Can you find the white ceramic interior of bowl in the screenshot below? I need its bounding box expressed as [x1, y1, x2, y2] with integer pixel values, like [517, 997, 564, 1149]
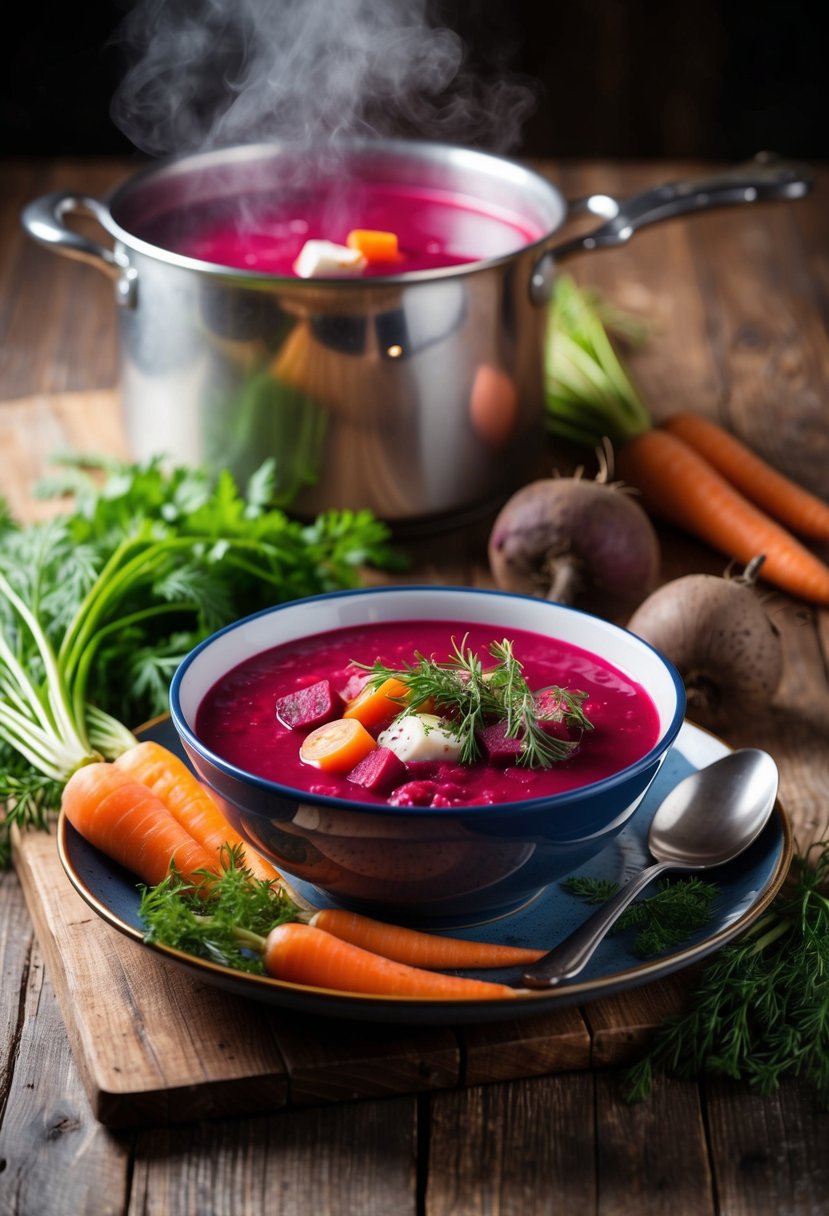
[174, 586, 683, 749]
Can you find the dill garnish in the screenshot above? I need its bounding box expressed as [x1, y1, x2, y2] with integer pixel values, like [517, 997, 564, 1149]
[362, 635, 592, 768]
[564, 873, 718, 957]
[623, 841, 829, 1109]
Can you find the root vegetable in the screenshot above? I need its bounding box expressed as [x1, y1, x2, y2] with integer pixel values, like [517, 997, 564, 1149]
[487, 466, 660, 620]
[626, 556, 783, 729]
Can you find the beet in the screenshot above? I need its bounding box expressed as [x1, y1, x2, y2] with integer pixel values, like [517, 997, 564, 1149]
[346, 747, 407, 795]
[477, 721, 523, 764]
[487, 472, 660, 620]
[275, 680, 344, 730]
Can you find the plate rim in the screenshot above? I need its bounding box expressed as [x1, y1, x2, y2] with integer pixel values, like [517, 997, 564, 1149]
[55, 720, 794, 1022]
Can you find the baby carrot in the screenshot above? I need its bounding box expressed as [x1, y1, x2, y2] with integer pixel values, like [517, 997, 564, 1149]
[343, 676, 410, 728]
[663, 412, 829, 543]
[263, 922, 517, 999]
[616, 428, 829, 605]
[309, 908, 545, 969]
[113, 740, 281, 884]
[62, 761, 217, 887]
[345, 229, 400, 263]
[299, 717, 377, 772]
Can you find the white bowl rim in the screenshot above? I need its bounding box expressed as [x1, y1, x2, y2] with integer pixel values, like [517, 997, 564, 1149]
[169, 585, 686, 819]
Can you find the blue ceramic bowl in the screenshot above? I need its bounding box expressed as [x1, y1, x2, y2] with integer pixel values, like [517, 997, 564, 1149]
[170, 586, 685, 926]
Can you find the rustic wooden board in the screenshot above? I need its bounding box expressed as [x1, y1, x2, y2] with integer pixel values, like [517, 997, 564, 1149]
[4, 388, 689, 1128]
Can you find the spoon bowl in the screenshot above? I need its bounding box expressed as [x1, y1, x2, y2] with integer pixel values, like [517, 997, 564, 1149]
[522, 748, 779, 988]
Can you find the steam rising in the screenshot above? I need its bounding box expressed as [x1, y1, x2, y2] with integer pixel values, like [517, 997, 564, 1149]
[109, 0, 538, 157]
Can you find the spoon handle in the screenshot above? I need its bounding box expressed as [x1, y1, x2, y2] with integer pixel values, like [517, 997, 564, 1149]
[521, 861, 673, 988]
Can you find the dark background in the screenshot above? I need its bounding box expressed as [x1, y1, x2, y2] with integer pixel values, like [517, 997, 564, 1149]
[3, 0, 826, 162]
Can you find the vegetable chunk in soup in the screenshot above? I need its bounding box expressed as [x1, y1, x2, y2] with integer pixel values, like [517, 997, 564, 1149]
[196, 621, 661, 809]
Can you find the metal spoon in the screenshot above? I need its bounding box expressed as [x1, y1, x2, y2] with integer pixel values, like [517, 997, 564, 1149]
[522, 748, 779, 989]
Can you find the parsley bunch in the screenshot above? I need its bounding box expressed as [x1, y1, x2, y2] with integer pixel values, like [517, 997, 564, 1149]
[0, 454, 398, 863]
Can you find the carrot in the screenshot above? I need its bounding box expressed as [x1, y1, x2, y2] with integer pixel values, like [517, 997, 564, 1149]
[309, 908, 545, 969]
[663, 412, 829, 543]
[616, 428, 829, 605]
[62, 762, 218, 887]
[342, 676, 410, 728]
[299, 717, 377, 772]
[113, 740, 281, 884]
[263, 922, 517, 999]
[345, 229, 400, 263]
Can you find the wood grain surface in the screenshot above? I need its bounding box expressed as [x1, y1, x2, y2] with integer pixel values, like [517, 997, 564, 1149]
[2, 156, 828, 1215]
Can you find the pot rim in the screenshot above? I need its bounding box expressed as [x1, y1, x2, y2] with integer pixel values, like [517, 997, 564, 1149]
[98, 136, 568, 284]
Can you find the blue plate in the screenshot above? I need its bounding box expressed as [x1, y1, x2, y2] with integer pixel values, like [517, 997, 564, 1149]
[57, 719, 791, 1025]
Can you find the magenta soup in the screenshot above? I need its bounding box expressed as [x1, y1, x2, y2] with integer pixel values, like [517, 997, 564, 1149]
[140, 181, 542, 277]
[194, 620, 661, 809]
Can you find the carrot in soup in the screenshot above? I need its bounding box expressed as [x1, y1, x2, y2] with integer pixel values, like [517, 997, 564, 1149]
[299, 717, 377, 772]
[342, 676, 410, 728]
[263, 922, 517, 999]
[113, 740, 281, 884]
[616, 428, 829, 605]
[345, 229, 400, 263]
[662, 412, 829, 543]
[309, 908, 545, 969]
[62, 762, 217, 887]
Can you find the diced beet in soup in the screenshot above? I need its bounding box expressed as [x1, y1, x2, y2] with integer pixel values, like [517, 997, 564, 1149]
[195, 620, 661, 808]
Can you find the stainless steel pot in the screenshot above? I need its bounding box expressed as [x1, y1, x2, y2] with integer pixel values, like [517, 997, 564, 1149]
[22, 140, 811, 528]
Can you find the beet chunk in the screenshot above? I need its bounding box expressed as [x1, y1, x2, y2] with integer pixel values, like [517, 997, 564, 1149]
[477, 720, 523, 764]
[346, 747, 407, 795]
[275, 680, 344, 730]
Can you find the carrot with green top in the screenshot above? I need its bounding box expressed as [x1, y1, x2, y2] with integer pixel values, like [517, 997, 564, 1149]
[113, 740, 281, 884]
[308, 908, 545, 969]
[662, 412, 829, 543]
[544, 275, 829, 605]
[62, 762, 218, 887]
[615, 429, 829, 605]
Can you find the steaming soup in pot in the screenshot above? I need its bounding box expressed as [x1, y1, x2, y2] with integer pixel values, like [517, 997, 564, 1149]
[141, 180, 543, 277]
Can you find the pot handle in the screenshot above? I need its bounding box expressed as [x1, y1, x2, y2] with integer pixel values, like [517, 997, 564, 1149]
[529, 152, 813, 305]
[21, 191, 138, 307]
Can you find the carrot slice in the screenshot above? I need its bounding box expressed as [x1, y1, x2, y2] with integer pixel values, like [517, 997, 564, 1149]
[263, 922, 517, 999]
[299, 718, 377, 772]
[345, 229, 400, 263]
[113, 740, 281, 884]
[310, 909, 546, 969]
[62, 762, 218, 887]
[343, 676, 410, 728]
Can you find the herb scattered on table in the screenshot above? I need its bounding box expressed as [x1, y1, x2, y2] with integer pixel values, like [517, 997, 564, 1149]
[565, 874, 718, 957]
[364, 636, 592, 767]
[623, 841, 829, 1109]
[0, 454, 400, 864]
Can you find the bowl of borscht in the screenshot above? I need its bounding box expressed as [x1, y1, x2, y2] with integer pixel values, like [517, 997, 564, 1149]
[170, 586, 685, 925]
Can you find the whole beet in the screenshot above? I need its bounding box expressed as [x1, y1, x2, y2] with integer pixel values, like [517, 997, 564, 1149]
[488, 475, 660, 620]
[627, 558, 783, 729]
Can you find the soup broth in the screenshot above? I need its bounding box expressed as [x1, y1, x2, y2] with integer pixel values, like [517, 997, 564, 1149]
[196, 620, 661, 808]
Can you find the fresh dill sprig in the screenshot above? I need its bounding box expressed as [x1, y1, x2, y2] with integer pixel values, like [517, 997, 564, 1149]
[139, 845, 299, 974]
[623, 841, 829, 1109]
[362, 635, 592, 768]
[564, 873, 718, 957]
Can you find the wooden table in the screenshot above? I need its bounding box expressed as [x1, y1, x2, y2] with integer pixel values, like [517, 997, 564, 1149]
[1, 155, 828, 1215]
